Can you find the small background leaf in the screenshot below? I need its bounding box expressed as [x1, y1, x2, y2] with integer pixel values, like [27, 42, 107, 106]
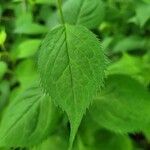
[63, 0, 105, 29]
[15, 39, 41, 59]
[0, 84, 61, 147]
[48, 0, 105, 29]
[90, 74, 150, 133]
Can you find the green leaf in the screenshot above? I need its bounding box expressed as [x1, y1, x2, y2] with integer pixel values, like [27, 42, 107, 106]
[0, 84, 61, 147]
[135, 3, 150, 27]
[107, 53, 142, 76]
[31, 128, 132, 150]
[48, 0, 105, 29]
[37, 24, 106, 149]
[62, 0, 105, 28]
[31, 118, 69, 150]
[15, 23, 47, 35]
[102, 37, 113, 52]
[14, 13, 47, 35]
[79, 116, 132, 150]
[90, 74, 150, 133]
[108, 53, 150, 86]
[113, 35, 148, 52]
[16, 39, 41, 59]
[79, 130, 132, 150]
[15, 59, 38, 89]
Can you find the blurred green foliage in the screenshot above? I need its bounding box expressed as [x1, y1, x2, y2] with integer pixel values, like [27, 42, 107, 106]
[0, 0, 150, 150]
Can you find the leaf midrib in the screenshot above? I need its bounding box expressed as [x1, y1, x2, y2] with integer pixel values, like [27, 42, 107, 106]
[64, 25, 76, 113]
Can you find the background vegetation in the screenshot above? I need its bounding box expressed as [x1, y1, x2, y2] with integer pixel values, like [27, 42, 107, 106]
[0, 0, 150, 149]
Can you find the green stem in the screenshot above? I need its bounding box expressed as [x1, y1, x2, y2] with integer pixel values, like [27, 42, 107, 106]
[57, 0, 65, 24]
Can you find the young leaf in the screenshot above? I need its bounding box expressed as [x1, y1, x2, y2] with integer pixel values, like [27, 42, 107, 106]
[37, 24, 106, 149]
[90, 74, 150, 133]
[0, 84, 61, 147]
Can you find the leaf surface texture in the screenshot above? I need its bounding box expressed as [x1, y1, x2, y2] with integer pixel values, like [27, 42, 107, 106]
[37, 24, 106, 149]
[0, 84, 61, 147]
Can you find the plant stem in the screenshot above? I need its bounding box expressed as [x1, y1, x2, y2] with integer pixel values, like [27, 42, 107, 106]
[57, 0, 65, 24]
